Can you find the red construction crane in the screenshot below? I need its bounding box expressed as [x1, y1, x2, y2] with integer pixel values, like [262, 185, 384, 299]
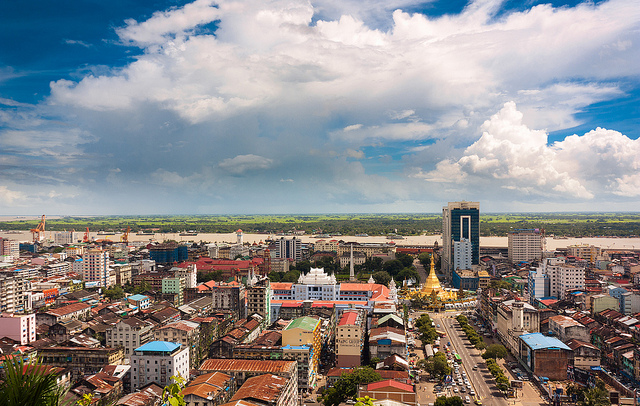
[30, 215, 46, 243]
[83, 227, 90, 243]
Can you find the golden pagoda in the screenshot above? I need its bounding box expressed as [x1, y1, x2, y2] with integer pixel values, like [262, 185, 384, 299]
[408, 255, 456, 301]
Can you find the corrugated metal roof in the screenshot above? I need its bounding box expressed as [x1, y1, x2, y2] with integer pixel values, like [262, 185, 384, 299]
[199, 359, 296, 374]
[367, 379, 414, 392]
[230, 374, 286, 403]
[519, 333, 571, 351]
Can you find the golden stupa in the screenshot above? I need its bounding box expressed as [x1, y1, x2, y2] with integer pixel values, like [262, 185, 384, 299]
[408, 255, 457, 301]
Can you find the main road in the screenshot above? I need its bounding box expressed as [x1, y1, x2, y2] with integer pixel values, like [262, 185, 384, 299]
[435, 312, 508, 406]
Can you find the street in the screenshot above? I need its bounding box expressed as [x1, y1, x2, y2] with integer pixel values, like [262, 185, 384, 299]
[437, 313, 508, 406]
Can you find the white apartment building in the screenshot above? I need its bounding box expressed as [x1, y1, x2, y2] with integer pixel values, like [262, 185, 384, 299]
[0, 238, 20, 262]
[106, 317, 154, 356]
[130, 341, 189, 391]
[0, 273, 30, 313]
[546, 258, 585, 300]
[619, 292, 640, 315]
[275, 237, 301, 261]
[82, 249, 110, 287]
[53, 231, 79, 245]
[508, 229, 544, 263]
[173, 264, 197, 289]
[453, 239, 472, 271]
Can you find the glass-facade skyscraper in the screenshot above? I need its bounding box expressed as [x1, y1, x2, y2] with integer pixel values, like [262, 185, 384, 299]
[442, 201, 480, 280]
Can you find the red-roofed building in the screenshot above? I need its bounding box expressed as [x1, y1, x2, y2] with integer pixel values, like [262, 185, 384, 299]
[36, 302, 91, 327]
[358, 379, 416, 405]
[229, 373, 296, 406]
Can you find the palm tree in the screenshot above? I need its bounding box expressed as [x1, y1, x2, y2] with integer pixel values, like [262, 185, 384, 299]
[0, 357, 69, 406]
[577, 388, 610, 406]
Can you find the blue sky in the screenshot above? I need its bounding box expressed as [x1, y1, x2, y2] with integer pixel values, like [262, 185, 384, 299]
[0, 0, 639, 215]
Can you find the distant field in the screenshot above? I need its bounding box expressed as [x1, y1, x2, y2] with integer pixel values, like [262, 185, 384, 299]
[1, 213, 639, 237]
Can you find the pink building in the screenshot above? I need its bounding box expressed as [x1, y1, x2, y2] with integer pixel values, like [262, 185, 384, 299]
[0, 313, 37, 344]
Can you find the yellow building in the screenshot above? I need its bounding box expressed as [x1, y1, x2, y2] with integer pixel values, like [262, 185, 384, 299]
[408, 256, 457, 302]
[282, 316, 321, 391]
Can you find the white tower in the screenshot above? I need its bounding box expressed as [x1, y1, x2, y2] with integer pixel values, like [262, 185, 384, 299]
[237, 229, 243, 245]
[349, 244, 355, 282]
[512, 301, 524, 332]
[389, 278, 398, 303]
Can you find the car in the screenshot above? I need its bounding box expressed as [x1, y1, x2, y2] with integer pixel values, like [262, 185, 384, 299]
[453, 387, 459, 393]
[409, 352, 417, 357]
[460, 386, 467, 393]
[470, 390, 475, 396]
[472, 365, 478, 370]
[465, 396, 471, 403]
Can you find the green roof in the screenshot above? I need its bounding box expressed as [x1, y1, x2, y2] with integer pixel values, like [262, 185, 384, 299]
[285, 316, 320, 331]
[377, 314, 404, 326]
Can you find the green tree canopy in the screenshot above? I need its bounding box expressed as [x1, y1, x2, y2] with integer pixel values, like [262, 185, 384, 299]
[323, 367, 381, 406]
[372, 271, 392, 286]
[482, 344, 508, 360]
[382, 260, 404, 276]
[103, 285, 125, 301]
[395, 252, 414, 268]
[435, 395, 464, 406]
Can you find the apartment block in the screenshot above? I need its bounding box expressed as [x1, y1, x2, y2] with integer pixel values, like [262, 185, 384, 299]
[106, 317, 154, 356]
[336, 309, 365, 368]
[0, 312, 36, 344]
[508, 229, 544, 263]
[130, 341, 190, 391]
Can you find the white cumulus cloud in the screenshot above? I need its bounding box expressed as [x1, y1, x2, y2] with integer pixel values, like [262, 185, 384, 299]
[218, 154, 274, 174]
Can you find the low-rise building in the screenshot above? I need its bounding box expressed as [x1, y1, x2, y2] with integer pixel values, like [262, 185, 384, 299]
[566, 338, 601, 370]
[358, 380, 416, 406]
[228, 373, 297, 406]
[36, 302, 92, 327]
[548, 315, 590, 342]
[106, 317, 154, 356]
[517, 333, 571, 380]
[198, 359, 298, 391]
[181, 372, 235, 406]
[154, 320, 201, 368]
[39, 346, 124, 379]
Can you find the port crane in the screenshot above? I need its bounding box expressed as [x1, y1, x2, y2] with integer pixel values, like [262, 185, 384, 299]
[83, 227, 90, 243]
[30, 215, 46, 243]
[121, 226, 130, 244]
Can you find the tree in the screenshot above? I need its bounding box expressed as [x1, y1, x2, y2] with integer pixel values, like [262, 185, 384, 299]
[575, 387, 610, 406]
[133, 280, 151, 294]
[372, 271, 392, 286]
[323, 367, 380, 406]
[103, 285, 125, 301]
[424, 352, 451, 380]
[482, 344, 508, 360]
[435, 395, 463, 406]
[489, 279, 511, 291]
[0, 357, 68, 406]
[382, 260, 404, 276]
[355, 396, 375, 406]
[162, 375, 186, 406]
[395, 252, 414, 268]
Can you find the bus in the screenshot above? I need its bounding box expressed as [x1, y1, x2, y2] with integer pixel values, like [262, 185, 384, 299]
[454, 354, 462, 364]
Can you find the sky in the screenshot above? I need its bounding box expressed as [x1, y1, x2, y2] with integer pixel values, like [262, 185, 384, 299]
[0, 0, 639, 215]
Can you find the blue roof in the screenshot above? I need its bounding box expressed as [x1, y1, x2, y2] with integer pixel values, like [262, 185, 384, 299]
[129, 294, 149, 301]
[282, 345, 310, 350]
[519, 333, 571, 351]
[135, 341, 181, 353]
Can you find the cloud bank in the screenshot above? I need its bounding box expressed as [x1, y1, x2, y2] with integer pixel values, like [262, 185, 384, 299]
[0, 0, 639, 213]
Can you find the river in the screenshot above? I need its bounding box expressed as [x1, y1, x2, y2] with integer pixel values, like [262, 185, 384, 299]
[2, 230, 639, 250]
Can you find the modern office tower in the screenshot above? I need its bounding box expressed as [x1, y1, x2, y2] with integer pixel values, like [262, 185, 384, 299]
[275, 237, 301, 261]
[83, 248, 110, 287]
[508, 229, 545, 263]
[442, 201, 480, 280]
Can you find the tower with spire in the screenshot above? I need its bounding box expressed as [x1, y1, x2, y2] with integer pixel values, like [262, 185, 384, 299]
[349, 243, 355, 282]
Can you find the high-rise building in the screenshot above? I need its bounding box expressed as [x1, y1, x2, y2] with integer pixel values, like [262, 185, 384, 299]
[0, 273, 31, 313]
[53, 231, 79, 245]
[83, 248, 110, 287]
[442, 201, 480, 279]
[508, 229, 545, 263]
[0, 238, 19, 262]
[275, 237, 301, 261]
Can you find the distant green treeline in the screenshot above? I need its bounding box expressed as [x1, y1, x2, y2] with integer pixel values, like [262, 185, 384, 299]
[2, 213, 639, 237]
